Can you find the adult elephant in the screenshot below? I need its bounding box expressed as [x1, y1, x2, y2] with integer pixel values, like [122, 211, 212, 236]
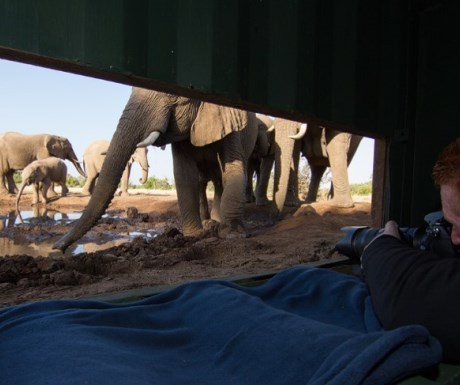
[54, 87, 258, 252]
[272, 118, 362, 217]
[81, 140, 149, 196]
[0, 132, 86, 194]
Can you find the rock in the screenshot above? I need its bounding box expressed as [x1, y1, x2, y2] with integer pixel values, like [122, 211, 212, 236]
[51, 270, 77, 286]
[126, 207, 138, 218]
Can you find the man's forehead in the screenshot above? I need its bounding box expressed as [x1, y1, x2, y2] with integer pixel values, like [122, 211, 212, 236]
[441, 184, 460, 217]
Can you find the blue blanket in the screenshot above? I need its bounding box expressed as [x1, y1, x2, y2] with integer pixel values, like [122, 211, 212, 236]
[0, 267, 441, 385]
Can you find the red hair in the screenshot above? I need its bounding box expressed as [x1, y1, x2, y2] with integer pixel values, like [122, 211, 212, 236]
[432, 138, 460, 187]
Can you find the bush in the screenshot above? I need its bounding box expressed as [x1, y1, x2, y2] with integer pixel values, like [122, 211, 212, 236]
[13, 171, 22, 185]
[142, 176, 174, 190]
[350, 181, 372, 196]
[67, 175, 85, 187]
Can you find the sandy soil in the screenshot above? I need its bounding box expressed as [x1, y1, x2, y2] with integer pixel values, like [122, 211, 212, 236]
[0, 189, 372, 307]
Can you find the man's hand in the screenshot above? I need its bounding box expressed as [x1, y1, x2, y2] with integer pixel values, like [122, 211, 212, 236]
[382, 220, 401, 240]
[361, 220, 401, 267]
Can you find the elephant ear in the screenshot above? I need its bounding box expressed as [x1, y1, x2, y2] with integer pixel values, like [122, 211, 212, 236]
[44, 135, 65, 158]
[190, 103, 248, 147]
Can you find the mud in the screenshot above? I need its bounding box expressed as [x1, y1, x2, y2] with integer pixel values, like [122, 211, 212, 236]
[0, 189, 372, 307]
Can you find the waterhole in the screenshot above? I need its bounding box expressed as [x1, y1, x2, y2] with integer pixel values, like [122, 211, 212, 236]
[0, 209, 159, 258]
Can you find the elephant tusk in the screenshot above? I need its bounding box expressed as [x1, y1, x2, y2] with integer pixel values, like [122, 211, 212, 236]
[289, 123, 308, 140]
[137, 131, 161, 148]
[267, 124, 275, 132]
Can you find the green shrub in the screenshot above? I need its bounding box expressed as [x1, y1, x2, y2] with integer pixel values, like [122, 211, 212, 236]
[142, 176, 174, 190]
[67, 175, 85, 187]
[13, 171, 22, 185]
[350, 181, 372, 196]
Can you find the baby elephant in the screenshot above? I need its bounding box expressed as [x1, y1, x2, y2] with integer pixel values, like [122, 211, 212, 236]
[16, 157, 68, 211]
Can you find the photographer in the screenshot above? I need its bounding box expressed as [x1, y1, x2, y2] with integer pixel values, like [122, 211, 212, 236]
[362, 138, 460, 363]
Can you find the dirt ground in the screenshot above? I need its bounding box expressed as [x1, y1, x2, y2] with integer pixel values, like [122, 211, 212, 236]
[0, 189, 372, 307]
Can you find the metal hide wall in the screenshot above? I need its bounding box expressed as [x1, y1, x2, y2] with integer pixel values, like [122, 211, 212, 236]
[0, 0, 458, 226]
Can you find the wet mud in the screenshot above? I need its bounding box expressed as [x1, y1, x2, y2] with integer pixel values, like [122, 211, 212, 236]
[0, 189, 372, 307]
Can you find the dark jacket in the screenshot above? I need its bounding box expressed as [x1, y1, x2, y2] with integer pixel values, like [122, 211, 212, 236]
[362, 235, 460, 363]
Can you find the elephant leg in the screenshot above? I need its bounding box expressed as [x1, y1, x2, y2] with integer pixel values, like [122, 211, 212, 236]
[47, 182, 58, 197]
[327, 133, 354, 208]
[6, 171, 17, 194]
[306, 164, 327, 203]
[60, 181, 69, 197]
[81, 173, 97, 195]
[32, 183, 40, 205]
[285, 147, 301, 207]
[255, 155, 273, 206]
[172, 142, 203, 237]
[40, 180, 51, 204]
[0, 173, 9, 194]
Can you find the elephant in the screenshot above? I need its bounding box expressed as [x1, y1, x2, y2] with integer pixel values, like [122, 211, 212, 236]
[0, 132, 86, 195]
[16, 157, 68, 211]
[81, 140, 149, 196]
[246, 114, 300, 208]
[271, 118, 363, 217]
[54, 87, 258, 252]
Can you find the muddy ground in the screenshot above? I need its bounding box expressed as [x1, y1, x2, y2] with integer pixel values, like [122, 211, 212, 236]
[0, 189, 371, 307]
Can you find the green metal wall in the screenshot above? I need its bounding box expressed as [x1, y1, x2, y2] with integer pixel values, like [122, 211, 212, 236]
[0, 0, 459, 226]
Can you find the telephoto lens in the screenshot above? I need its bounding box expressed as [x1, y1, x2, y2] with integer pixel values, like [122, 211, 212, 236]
[335, 226, 383, 262]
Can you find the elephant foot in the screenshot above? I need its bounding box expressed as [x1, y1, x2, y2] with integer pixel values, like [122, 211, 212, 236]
[255, 197, 270, 206]
[218, 220, 248, 239]
[182, 227, 206, 238]
[284, 199, 301, 208]
[202, 219, 219, 234]
[245, 194, 255, 203]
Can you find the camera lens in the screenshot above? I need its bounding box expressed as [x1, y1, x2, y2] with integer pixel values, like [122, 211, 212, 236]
[335, 226, 383, 261]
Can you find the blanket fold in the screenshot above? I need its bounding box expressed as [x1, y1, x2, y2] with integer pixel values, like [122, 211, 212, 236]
[0, 267, 442, 385]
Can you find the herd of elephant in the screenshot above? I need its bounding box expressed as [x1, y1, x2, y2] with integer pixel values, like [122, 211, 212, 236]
[0, 87, 362, 252]
[0, 133, 149, 210]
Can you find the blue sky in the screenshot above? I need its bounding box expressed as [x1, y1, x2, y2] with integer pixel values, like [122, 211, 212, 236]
[0, 58, 374, 185]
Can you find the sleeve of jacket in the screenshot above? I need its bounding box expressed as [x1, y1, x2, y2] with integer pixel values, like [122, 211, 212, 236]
[361, 235, 460, 363]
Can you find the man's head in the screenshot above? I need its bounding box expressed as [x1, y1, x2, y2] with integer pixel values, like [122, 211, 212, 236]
[432, 138, 460, 245]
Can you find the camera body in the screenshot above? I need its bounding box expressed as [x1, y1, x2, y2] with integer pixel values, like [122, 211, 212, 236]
[336, 211, 460, 261]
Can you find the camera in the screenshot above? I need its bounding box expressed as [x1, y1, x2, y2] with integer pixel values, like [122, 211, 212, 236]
[336, 211, 460, 261]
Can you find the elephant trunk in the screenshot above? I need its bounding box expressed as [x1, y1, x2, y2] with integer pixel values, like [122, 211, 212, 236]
[68, 148, 87, 178]
[139, 165, 149, 185]
[138, 148, 149, 185]
[15, 181, 28, 212]
[53, 112, 146, 252]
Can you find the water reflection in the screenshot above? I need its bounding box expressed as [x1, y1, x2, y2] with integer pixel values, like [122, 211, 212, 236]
[0, 208, 159, 258]
[0, 207, 80, 228]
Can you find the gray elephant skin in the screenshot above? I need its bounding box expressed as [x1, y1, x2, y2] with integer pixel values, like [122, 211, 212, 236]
[272, 118, 362, 217]
[246, 114, 275, 205]
[16, 157, 68, 210]
[82, 140, 149, 196]
[0, 132, 86, 194]
[54, 87, 258, 252]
